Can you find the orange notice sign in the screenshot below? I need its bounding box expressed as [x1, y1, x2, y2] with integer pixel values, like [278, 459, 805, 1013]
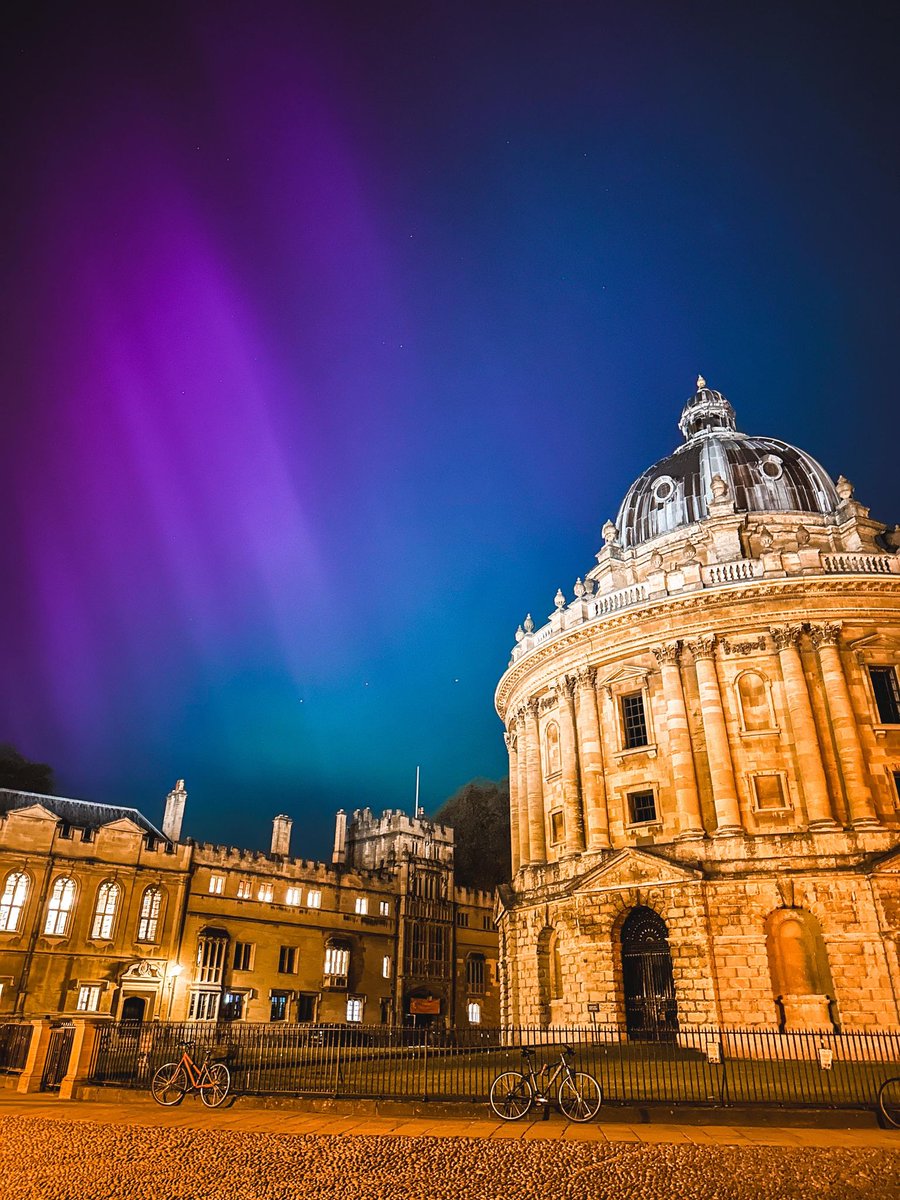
[409, 998, 441, 1015]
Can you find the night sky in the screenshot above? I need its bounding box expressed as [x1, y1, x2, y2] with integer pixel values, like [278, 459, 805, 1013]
[1, 2, 897, 858]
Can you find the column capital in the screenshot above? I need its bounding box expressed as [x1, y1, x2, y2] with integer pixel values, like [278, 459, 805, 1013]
[574, 665, 597, 690]
[688, 634, 717, 661]
[770, 624, 804, 652]
[559, 674, 578, 701]
[808, 621, 843, 649]
[652, 641, 682, 666]
[525, 697, 542, 720]
[504, 729, 518, 753]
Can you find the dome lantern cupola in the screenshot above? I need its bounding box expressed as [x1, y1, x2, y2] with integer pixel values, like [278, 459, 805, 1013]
[678, 375, 738, 440]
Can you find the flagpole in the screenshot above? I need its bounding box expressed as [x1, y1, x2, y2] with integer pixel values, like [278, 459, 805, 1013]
[415, 765, 420, 817]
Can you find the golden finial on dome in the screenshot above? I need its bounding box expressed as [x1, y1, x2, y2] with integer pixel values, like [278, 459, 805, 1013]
[696, 375, 706, 390]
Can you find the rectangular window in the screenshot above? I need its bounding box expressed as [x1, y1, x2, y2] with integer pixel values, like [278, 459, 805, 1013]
[233, 942, 253, 972]
[324, 945, 350, 978]
[869, 666, 900, 724]
[307, 889, 322, 909]
[482, 915, 492, 931]
[188, 990, 220, 1021]
[355, 896, 368, 916]
[379, 900, 390, 917]
[297, 992, 317, 1022]
[621, 691, 649, 748]
[549, 809, 565, 845]
[467, 1001, 482, 1025]
[220, 991, 244, 1021]
[627, 790, 658, 824]
[382, 955, 391, 979]
[270, 992, 288, 1022]
[236, 879, 252, 899]
[456, 910, 469, 927]
[208, 874, 225, 896]
[753, 774, 789, 811]
[258, 883, 274, 903]
[285, 886, 302, 906]
[893, 771, 900, 804]
[197, 936, 227, 984]
[278, 946, 298, 974]
[346, 995, 364, 1023]
[76, 984, 101, 1012]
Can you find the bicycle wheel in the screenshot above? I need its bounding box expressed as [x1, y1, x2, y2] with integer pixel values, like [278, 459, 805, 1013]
[877, 1077, 900, 1128]
[558, 1072, 602, 1122]
[200, 1062, 231, 1108]
[151, 1062, 188, 1106]
[489, 1071, 533, 1120]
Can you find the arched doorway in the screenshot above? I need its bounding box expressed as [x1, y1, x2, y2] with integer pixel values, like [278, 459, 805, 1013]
[120, 995, 146, 1023]
[620, 907, 678, 1040]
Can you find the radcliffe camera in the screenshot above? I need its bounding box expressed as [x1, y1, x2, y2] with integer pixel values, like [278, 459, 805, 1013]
[0, 3, 898, 1199]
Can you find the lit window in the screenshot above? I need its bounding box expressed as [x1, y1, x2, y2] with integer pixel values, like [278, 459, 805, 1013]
[307, 889, 322, 909]
[467, 1001, 481, 1025]
[196, 933, 228, 984]
[136, 886, 162, 942]
[355, 896, 368, 916]
[324, 941, 350, 984]
[270, 992, 289, 1022]
[220, 991, 244, 1021]
[208, 874, 225, 896]
[621, 691, 649, 749]
[91, 881, 121, 940]
[187, 990, 220, 1021]
[0, 871, 29, 933]
[379, 900, 390, 917]
[278, 946, 298, 974]
[258, 883, 274, 903]
[236, 880, 252, 899]
[627, 790, 657, 825]
[346, 995, 364, 1023]
[77, 985, 101, 1012]
[233, 942, 253, 971]
[44, 877, 76, 937]
[382, 955, 391, 979]
[869, 667, 900, 725]
[285, 886, 302, 906]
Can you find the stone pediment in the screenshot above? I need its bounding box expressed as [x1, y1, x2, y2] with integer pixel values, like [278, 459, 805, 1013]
[848, 633, 900, 658]
[98, 817, 146, 835]
[597, 664, 651, 689]
[870, 844, 900, 875]
[2, 803, 60, 824]
[572, 848, 702, 895]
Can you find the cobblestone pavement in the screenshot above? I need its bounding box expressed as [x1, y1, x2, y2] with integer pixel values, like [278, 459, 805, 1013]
[0, 1098, 897, 1200]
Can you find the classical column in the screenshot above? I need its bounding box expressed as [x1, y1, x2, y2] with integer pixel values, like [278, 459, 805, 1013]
[558, 677, 586, 855]
[809, 622, 880, 829]
[504, 726, 521, 873]
[524, 698, 547, 864]
[689, 635, 743, 836]
[652, 642, 705, 839]
[515, 708, 531, 867]
[573, 667, 611, 849]
[770, 625, 839, 830]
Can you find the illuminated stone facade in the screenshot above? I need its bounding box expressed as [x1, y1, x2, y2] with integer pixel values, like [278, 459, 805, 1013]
[496, 380, 900, 1032]
[0, 788, 498, 1030]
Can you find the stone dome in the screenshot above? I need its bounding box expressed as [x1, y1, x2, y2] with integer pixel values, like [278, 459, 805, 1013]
[614, 378, 841, 550]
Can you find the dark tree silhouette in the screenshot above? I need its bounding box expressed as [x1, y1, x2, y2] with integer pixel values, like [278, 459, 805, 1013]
[434, 777, 510, 890]
[0, 744, 55, 795]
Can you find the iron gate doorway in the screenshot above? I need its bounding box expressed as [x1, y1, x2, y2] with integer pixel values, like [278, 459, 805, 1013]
[620, 907, 679, 1040]
[40, 1021, 75, 1091]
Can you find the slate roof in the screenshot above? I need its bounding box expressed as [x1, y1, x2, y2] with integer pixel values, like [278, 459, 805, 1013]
[0, 788, 166, 840]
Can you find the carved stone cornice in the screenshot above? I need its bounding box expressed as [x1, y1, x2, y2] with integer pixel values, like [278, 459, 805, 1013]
[721, 634, 768, 656]
[651, 641, 682, 666]
[538, 691, 558, 714]
[687, 634, 717, 661]
[808, 621, 843, 649]
[770, 624, 803, 652]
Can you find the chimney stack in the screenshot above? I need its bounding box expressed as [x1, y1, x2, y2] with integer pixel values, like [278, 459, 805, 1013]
[162, 779, 187, 843]
[271, 814, 292, 857]
[332, 809, 347, 865]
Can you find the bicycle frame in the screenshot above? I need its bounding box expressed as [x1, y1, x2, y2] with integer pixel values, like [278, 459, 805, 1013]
[175, 1049, 215, 1089]
[522, 1052, 571, 1103]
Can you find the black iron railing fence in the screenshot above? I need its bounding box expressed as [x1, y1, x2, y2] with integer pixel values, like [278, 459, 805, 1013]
[88, 1022, 900, 1109]
[0, 1023, 32, 1074]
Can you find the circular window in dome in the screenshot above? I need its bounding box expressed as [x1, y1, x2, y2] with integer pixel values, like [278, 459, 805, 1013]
[760, 454, 783, 482]
[651, 475, 676, 503]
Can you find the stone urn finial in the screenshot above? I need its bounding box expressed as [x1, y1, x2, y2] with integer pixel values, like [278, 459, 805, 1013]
[573, 577, 585, 599]
[554, 588, 566, 611]
[836, 475, 854, 501]
[796, 524, 811, 547]
[515, 625, 525, 643]
[601, 519, 619, 546]
[759, 525, 774, 550]
[709, 473, 729, 501]
[696, 374, 707, 390]
[523, 613, 534, 634]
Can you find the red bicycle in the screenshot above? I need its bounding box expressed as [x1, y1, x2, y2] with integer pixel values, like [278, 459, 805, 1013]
[150, 1041, 231, 1108]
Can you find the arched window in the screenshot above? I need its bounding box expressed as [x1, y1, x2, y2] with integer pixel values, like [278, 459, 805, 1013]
[91, 881, 121, 940]
[544, 722, 561, 776]
[737, 671, 774, 732]
[44, 876, 77, 936]
[0, 871, 29, 932]
[136, 886, 163, 942]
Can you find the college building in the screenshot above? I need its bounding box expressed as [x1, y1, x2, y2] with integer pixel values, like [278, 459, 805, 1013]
[495, 378, 900, 1034]
[0, 782, 499, 1030]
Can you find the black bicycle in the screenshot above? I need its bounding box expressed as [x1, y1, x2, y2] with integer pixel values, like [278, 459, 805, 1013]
[489, 1046, 602, 1122]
